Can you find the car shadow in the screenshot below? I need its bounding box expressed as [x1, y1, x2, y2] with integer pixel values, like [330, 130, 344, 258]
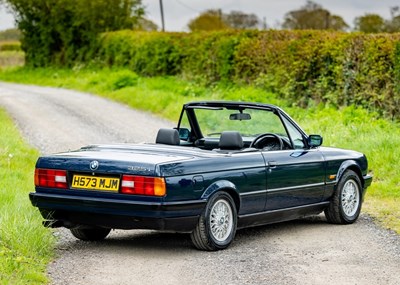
[62, 214, 332, 252]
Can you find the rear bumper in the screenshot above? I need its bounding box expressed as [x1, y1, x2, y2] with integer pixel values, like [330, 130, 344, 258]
[29, 192, 206, 232]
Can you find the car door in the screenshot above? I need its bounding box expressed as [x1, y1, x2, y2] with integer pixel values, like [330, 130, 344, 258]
[262, 149, 326, 211]
[262, 114, 326, 211]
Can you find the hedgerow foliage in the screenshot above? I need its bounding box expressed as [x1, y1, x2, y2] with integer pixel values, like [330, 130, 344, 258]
[95, 30, 400, 119]
[0, 41, 21, 51]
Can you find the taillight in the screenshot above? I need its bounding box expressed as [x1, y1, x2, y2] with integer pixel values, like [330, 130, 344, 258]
[35, 168, 68, 189]
[121, 175, 166, 196]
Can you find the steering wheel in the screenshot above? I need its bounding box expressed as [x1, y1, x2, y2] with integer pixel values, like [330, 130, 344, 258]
[250, 133, 284, 150]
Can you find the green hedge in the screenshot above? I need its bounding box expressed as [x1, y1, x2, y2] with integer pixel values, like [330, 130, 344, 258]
[93, 30, 400, 119]
[98, 31, 184, 76]
[0, 41, 22, 52]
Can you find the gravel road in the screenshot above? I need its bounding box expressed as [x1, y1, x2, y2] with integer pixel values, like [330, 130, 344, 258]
[1, 82, 399, 285]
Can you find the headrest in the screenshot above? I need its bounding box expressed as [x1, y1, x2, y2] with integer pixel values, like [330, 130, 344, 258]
[155, 128, 180, 145]
[219, 131, 243, 150]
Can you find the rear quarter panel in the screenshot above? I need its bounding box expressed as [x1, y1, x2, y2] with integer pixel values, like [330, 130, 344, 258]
[159, 151, 267, 215]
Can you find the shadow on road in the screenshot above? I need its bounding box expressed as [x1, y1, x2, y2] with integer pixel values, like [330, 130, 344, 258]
[60, 214, 332, 252]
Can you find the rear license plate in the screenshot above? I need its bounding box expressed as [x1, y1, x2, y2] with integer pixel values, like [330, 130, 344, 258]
[71, 175, 120, 191]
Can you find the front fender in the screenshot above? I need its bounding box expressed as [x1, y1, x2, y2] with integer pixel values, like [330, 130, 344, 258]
[336, 160, 363, 184]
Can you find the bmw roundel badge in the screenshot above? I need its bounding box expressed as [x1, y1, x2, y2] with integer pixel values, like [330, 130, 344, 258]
[90, 160, 99, 171]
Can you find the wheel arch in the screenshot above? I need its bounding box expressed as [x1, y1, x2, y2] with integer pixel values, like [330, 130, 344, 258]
[201, 180, 241, 212]
[336, 160, 364, 187]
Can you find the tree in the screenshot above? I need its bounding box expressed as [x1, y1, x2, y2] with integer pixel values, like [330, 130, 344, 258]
[188, 9, 228, 32]
[224, 10, 260, 30]
[354, 14, 385, 33]
[188, 9, 260, 32]
[385, 16, 400, 32]
[329, 15, 349, 31]
[384, 6, 400, 33]
[282, 1, 348, 31]
[354, 8, 400, 33]
[4, 0, 144, 66]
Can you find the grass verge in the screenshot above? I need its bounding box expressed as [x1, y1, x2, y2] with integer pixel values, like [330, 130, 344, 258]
[0, 108, 54, 284]
[0, 67, 399, 236]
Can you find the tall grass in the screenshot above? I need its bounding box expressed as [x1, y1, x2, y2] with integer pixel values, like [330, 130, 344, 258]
[0, 67, 399, 234]
[0, 109, 54, 284]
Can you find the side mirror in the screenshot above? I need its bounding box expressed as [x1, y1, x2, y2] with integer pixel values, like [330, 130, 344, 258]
[178, 128, 190, 141]
[308, 135, 323, 148]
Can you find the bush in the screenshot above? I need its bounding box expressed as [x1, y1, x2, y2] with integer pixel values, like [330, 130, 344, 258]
[78, 30, 400, 120]
[109, 69, 139, 90]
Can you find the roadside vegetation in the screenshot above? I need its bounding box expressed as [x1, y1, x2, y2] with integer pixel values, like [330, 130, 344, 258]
[0, 50, 24, 67]
[0, 108, 54, 284]
[0, 67, 399, 235]
[0, 38, 24, 68]
[94, 30, 400, 121]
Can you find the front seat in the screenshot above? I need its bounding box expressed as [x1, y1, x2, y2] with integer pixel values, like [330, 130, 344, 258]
[218, 131, 243, 150]
[155, 128, 180, 145]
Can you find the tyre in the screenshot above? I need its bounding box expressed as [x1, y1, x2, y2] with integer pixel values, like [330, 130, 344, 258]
[70, 227, 111, 241]
[190, 192, 237, 251]
[325, 170, 362, 224]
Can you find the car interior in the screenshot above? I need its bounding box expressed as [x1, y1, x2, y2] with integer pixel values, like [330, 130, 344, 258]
[155, 128, 292, 152]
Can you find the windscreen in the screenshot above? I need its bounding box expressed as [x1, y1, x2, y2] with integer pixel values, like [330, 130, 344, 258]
[192, 107, 288, 139]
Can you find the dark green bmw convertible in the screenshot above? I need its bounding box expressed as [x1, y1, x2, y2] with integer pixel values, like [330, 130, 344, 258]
[30, 101, 372, 251]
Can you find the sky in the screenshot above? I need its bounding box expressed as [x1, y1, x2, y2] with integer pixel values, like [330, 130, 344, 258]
[1, 0, 400, 31]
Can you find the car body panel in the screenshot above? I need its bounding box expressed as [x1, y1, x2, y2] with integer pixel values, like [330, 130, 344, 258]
[262, 149, 326, 210]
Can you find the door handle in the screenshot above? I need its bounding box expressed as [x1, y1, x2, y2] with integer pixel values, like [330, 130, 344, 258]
[268, 161, 277, 168]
